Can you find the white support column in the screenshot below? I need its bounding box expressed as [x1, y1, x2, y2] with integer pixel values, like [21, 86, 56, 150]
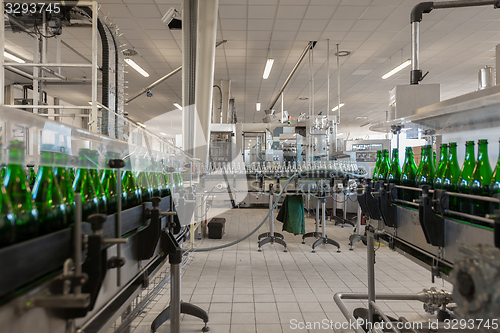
[182, 0, 198, 154]
[195, 0, 219, 164]
[221, 79, 231, 124]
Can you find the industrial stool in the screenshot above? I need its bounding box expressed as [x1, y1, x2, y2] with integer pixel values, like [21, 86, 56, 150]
[334, 191, 356, 228]
[151, 209, 209, 333]
[349, 203, 367, 250]
[258, 184, 287, 252]
[302, 197, 322, 243]
[303, 188, 341, 253]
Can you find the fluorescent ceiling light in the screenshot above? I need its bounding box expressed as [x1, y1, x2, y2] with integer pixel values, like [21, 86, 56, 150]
[263, 58, 274, 79]
[160, 132, 167, 136]
[382, 60, 411, 79]
[337, 132, 344, 136]
[256, 103, 261, 111]
[124, 58, 149, 77]
[4, 51, 25, 63]
[331, 103, 345, 112]
[173, 103, 182, 110]
[137, 122, 146, 128]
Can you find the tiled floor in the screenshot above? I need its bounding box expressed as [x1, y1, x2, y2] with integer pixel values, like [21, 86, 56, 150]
[131, 207, 452, 333]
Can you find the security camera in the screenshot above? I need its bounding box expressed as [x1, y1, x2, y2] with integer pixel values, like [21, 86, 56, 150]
[161, 8, 182, 30]
[146, 90, 153, 97]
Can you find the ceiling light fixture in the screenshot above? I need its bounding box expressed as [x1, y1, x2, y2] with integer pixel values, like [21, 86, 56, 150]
[4, 51, 25, 63]
[160, 132, 167, 136]
[331, 103, 345, 112]
[256, 102, 261, 111]
[360, 122, 371, 127]
[124, 58, 149, 77]
[337, 132, 344, 136]
[263, 58, 274, 79]
[355, 116, 367, 120]
[382, 59, 411, 79]
[173, 103, 182, 110]
[137, 122, 146, 128]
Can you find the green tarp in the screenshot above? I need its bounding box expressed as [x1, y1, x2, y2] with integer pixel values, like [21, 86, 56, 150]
[276, 195, 305, 235]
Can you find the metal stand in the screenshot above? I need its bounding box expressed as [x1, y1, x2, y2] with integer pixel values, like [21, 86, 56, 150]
[151, 223, 209, 333]
[349, 204, 367, 250]
[334, 191, 356, 228]
[302, 197, 322, 243]
[310, 197, 341, 253]
[258, 184, 287, 252]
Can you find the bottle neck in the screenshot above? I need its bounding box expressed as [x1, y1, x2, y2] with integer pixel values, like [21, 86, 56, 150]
[449, 145, 458, 162]
[465, 144, 475, 161]
[478, 143, 488, 161]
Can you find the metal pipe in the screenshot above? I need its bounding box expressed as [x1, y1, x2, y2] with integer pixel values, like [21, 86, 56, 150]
[126, 41, 225, 104]
[170, 263, 181, 333]
[2, 105, 91, 109]
[447, 191, 500, 202]
[268, 41, 316, 111]
[37, 114, 90, 117]
[410, 0, 500, 84]
[367, 229, 376, 323]
[61, 40, 92, 64]
[336, 43, 341, 124]
[327, 39, 330, 124]
[126, 66, 182, 104]
[269, 188, 274, 237]
[315, 197, 320, 235]
[116, 167, 122, 287]
[321, 198, 326, 238]
[370, 301, 402, 333]
[444, 209, 494, 225]
[90, 1, 98, 133]
[74, 193, 82, 295]
[2, 63, 93, 67]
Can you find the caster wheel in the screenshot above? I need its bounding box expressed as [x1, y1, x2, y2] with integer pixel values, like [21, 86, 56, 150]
[258, 249, 262, 252]
[202, 325, 210, 332]
[349, 248, 353, 251]
[337, 250, 341, 253]
[312, 250, 316, 253]
[284, 249, 288, 252]
[302, 241, 305, 244]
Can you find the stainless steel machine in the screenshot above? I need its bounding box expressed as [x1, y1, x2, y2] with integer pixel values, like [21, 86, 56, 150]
[336, 70, 500, 332]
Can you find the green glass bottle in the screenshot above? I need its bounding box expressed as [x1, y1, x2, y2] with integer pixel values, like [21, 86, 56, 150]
[88, 150, 107, 214]
[376, 149, 390, 181]
[32, 148, 67, 233]
[490, 140, 500, 212]
[458, 141, 476, 214]
[372, 150, 382, 181]
[137, 158, 153, 202]
[401, 147, 418, 202]
[0, 184, 16, 248]
[68, 166, 76, 183]
[416, 146, 424, 180]
[163, 173, 172, 196]
[27, 164, 36, 190]
[442, 143, 460, 212]
[387, 148, 401, 185]
[101, 152, 121, 215]
[150, 160, 162, 198]
[122, 159, 142, 209]
[433, 150, 437, 169]
[54, 151, 75, 223]
[4, 141, 38, 241]
[416, 145, 435, 187]
[434, 144, 448, 189]
[72, 149, 99, 221]
[470, 139, 492, 216]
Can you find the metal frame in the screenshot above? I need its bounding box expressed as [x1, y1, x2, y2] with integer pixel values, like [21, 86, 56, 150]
[1, 0, 100, 131]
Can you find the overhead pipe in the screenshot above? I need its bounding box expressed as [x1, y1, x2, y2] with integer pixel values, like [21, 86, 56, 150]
[267, 41, 317, 112]
[410, 0, 500, 84]
[126, 41, 226, 104]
